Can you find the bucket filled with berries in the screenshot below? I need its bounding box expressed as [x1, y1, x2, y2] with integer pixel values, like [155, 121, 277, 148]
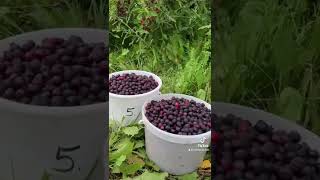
[109, 70, 162, 125]
[213, 102, 320, 180]
[0, 28, 107, 180]
[141, 93, 211, 175]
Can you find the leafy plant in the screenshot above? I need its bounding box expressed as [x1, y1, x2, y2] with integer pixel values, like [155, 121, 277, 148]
[108, 122, 211, 179]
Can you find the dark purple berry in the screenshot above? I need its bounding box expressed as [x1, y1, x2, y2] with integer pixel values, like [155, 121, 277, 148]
[145, 97, 210, 135]
[0, 36, 106, 106]
[109, 73, 158, 95]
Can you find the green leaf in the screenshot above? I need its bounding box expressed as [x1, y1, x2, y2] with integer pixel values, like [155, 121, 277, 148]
[271, 22, 301, 73]
[276, 87, 303, 122]
[198, 25, 211, 30]
[127, 155, 145, 166]
[145, 160, 160, 171]
[310, 19, 320, 52]
[196, 89, 207, 100]
[119, 163, 144, 175]
[121, 49, 130, 56]
[122, 126, 140, 136]
[133, 140, 145, 149]
[177, 172, 198, 180]
[115, 155, 127, 167]
[123, 171, 168, 180]
[110, 138, 134, 161]
[109, 132, 119, 148]
[0, 7, 10, 17]
[111, 166, 121, 174]
[134, 148, 147, 159]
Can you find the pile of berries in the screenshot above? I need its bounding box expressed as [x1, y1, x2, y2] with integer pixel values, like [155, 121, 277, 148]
[213, 113, 320, 180]
[109, 73, 158, 95]
[0, 36, 107, 106]
[145, 97, 211, 135]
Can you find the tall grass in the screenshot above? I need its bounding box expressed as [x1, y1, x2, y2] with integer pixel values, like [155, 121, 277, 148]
[0, 0, 106, 39]
[110, 0, 211, 102]
[215, 0, 320, 134]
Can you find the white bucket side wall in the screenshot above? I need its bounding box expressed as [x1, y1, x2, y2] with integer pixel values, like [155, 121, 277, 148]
[109, 90, 160, 125]
[142, 93, 211, 175]
[109, 70, 162, 125]
[0, 105, 107, 180]
[145, 128, 207, 175]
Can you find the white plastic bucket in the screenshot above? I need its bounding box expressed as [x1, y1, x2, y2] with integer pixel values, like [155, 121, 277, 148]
[0, 28, 107, 180]
[214, 102, 320, 152]
[109, 70, 162, 126]
[141, 94, 211, 175]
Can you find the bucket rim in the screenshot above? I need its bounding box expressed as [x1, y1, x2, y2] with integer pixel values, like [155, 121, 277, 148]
[142, 93, 211, 144]
[214, 101, 320, 151]
[0, 28, 107, 46]
[0, 97, 107, 115]
[109, 70, 162, 99]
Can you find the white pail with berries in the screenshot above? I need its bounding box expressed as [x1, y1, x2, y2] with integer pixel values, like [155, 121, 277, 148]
[141, 93, 211, 175]
[109, 70, 162, 126]
[0, 28, 107, 180]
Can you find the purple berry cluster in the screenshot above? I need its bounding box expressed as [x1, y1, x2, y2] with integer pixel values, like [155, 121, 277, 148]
[145, 97, 211, 135]
[109, 73, 158, 95]
[0, 36, 107, 106]
[213, 113, 320, 180]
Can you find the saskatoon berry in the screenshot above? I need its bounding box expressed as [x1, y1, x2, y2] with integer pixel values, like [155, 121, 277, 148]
[29, 59, 41, 71]
[77, 46, 90, 56]
[61, 55, 73, 65]
[89, 46, 105, 61]
[233, 160, 246, 171]
[145, 97, 210, 135]
[290, 157, 306, 172]
[68, 35, 83, 45]
[0, 36, 107, 106]
[51, 96, 64, 106]
[213, 113, 320, 180]
[288, 130, 301, 143]
[21, 40, 35, 51]
[254, 120, 270, 133]
[3, 88, 15, 99]
[109, 73, 158, 95]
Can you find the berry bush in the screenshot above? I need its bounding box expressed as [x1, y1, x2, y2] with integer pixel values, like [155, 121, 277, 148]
[215, 0, 320, 135]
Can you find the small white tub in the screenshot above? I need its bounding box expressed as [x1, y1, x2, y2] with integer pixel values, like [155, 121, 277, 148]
[109, 70, 162, 126]
[141, 93, 211, 175]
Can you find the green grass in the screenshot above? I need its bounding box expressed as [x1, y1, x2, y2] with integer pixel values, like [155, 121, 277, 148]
[109, 0, 211, 102]
[215, 0, 320, 134]
[0, 0, 106, 39]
